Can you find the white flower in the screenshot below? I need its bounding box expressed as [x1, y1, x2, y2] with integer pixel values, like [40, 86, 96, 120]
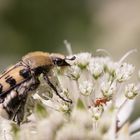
[125, 84, 139, 99]
[79, 81, 94, 96]
[74, 53, 91, 69]
[101, 81, 117, 97]
[66, 65, 81, 80]
[106, 61, 118, 75]
[115, 63, 135, 82]
[89, 106, 103, 121]
[59, 103, 70, 113]
[2, 50, 140, 140]
[88, 58, 104, 79]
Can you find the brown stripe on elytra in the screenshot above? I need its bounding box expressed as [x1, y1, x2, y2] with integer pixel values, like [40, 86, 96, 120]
[5, 77, 16, 87]
[5, 75, 10, 79]
[0, 62, 23, 79]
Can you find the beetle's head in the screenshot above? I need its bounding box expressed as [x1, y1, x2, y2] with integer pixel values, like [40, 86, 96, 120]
[50, 53, 76, 67]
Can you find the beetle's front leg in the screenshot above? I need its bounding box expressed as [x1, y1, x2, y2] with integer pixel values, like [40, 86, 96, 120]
[43, 74, 72, 104]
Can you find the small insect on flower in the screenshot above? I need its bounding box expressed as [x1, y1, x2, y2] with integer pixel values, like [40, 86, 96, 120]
[0, 51, 76, 124]
[94, 97, 110, 107]
[88, 97, 110, 109]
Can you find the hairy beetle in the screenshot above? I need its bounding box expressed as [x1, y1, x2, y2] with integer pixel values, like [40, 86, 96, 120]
[0, 51, 75, 124]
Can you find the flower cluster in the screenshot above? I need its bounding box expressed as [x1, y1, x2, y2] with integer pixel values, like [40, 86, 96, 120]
[1, 51, 140, 140]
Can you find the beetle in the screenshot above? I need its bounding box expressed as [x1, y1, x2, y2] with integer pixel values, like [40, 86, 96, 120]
[88, 97, 110, 109]
[0, 51, 75, 124]
[94, 97, 108, 107]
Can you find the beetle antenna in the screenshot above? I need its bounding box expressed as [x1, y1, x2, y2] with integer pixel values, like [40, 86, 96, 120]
[65, 56, 76, 61]
[44, 75, 72, 104]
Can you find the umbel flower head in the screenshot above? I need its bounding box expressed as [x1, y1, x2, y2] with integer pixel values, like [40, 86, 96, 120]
[1, 49, 140, 140]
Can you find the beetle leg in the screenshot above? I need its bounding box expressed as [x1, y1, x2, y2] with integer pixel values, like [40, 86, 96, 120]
[13, 77, 40, 124]
[29, 77, 40, 91]
[12, 95, 28, 125]
[43, 74, 72, 104]
[2, 78, 35, 124]
[3, 88, 29, 124]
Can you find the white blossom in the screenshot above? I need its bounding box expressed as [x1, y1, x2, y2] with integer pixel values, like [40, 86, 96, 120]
[101, 81, 117, 97]
[79, 81, 94, 96]
[59, 103, 70, 113]
[66, 65, 81, 80]
[74, 52, 91, 69]
[115, 63, 135, 82]
[1, 50, 140, 140]
[89, 106, 103, 121]
[88, 58, 104, 79]
[125, 83, 139, 99]
[106, 61, 118, 75]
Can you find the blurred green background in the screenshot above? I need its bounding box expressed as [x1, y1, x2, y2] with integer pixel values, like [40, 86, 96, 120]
[1, 1, 140, 64]
[0, 0, 94, 60]
[0, 0, 140, 121]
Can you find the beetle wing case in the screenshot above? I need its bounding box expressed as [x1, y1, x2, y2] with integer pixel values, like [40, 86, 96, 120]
[0, 65, 31, 95]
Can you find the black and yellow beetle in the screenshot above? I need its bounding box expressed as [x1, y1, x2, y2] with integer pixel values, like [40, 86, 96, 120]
[0, 51, 75, 124]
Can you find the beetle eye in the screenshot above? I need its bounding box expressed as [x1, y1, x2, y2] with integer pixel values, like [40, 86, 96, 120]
[55, 58, 64, 66]
[53, 58, 70, 66]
